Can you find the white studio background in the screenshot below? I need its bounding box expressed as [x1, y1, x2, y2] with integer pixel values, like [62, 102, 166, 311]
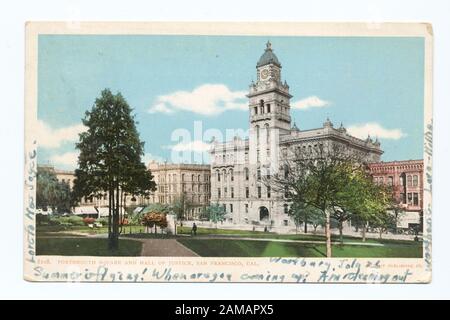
[0, 0, 449, 300]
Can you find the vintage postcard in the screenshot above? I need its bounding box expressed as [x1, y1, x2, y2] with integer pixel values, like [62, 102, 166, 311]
[24, 22, 432, 283]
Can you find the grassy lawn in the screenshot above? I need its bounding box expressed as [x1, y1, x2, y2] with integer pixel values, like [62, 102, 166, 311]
[177, 239, 423, 258]
[36, 237, 143, 256]
[177, 226, 273, 236]
[177, 226, 417, 245]
[37, 224, 145, 235]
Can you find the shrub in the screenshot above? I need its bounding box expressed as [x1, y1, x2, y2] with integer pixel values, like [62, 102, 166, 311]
[97, 218, 108, 225]
[66, 216, 85, 226]
[119, 218, 129, 226]
[82, 217, 96, 225]
[141, 212, 168, 230]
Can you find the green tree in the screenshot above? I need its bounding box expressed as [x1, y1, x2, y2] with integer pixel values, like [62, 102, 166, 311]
[36, 167, 72, 213]
[347, 173, 391, 242]
[269, 143, 366, 257]
[171, 193, 193, 221]
[73, 89, 156, 250]
[288, 201, 322, 234]
[203, 203, 226, 228]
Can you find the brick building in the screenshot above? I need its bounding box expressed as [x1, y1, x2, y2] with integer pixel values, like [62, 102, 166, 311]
[368, 159, 423, 230]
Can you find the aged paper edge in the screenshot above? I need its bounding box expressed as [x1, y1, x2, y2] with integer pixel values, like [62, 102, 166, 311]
[24, 22, 433, 283]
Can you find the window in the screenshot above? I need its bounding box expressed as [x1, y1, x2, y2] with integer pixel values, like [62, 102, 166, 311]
[218, 188, 221, 198]
[284, 164, 289, 178]
[231, 187, 234, 198]
[254, 107, 258, 115]
[256, 125, 260, 144]
[224, 187, 227, 196]
[245, 168, 249, 180]
[284, 186, 289, 198]
[265, 123, 270, 144]
[267, 186, 271, 198]
[413, 193, 419, 206]
[284, 204, 289, 214]
[257, 169, 261, 181]
[407, 193, 413, 205]
[182, 174, 185, 182]
[245, 204, 249, 213]
[198, 174, 201, 182]
[257, 186, 262, 198]
[217, 170, 220, 182]
[283, 220, 288, 226]
[413, 175, 418, 187]
[267, 104, 271, 113]
[230, 170, 234, 181]
[245, 187, 249, 198]
[230, 204, 233, 213]
[387, 176, 393, 186]
[407, 175, 412, 187]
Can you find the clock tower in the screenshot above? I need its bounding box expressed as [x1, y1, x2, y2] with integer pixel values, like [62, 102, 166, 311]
[247, 41, 292, 134]
[247, 41, 293, 168]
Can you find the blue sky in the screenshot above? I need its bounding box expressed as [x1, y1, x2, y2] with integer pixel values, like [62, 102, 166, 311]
[36, 35, 424, 169]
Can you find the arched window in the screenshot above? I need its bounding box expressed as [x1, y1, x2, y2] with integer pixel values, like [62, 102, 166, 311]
[222, 169, 227, 182]
[192, 174, 195, 182]
[407, 175, 412, 187]
[216, 170, 220, 182]
[413, 175, 418, 187]
[256, 125, 260, 144]
[265, 123, 270, 144]
[230, 169, 234, 181]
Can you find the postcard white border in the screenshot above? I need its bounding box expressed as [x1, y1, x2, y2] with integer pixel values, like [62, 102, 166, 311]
[24, 22, 433, 283]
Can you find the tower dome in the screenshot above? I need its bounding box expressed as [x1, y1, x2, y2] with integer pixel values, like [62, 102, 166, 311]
[256, 41, 281, 67]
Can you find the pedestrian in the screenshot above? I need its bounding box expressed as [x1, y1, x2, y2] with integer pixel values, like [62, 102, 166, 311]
[192, 222, 197, 236]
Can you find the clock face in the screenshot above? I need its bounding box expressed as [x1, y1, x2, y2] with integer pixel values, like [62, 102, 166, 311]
[261, 69, 269, 80]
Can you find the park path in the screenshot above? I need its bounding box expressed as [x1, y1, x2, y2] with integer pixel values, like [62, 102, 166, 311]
[129, 238, 199, 257]
[183, 235, 387, 247]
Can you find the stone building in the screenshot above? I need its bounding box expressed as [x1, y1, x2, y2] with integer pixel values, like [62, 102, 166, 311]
[147, 161, 211, 219]
[38, 162, 211, 219]
[37, 165, 148, 215]
[209, 42, 383, 228]
[368, 159, 423, 230]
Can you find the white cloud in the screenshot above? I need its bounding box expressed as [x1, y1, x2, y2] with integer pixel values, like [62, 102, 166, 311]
[36, 120, 86, 149]
[165, 140, 212, 152]
[50, 151, 79, 169]
[347, 122, 406, 140]
[291, 96, 330, 110]
[143, 152, 165, 164]
[148, 84, 247, 116]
